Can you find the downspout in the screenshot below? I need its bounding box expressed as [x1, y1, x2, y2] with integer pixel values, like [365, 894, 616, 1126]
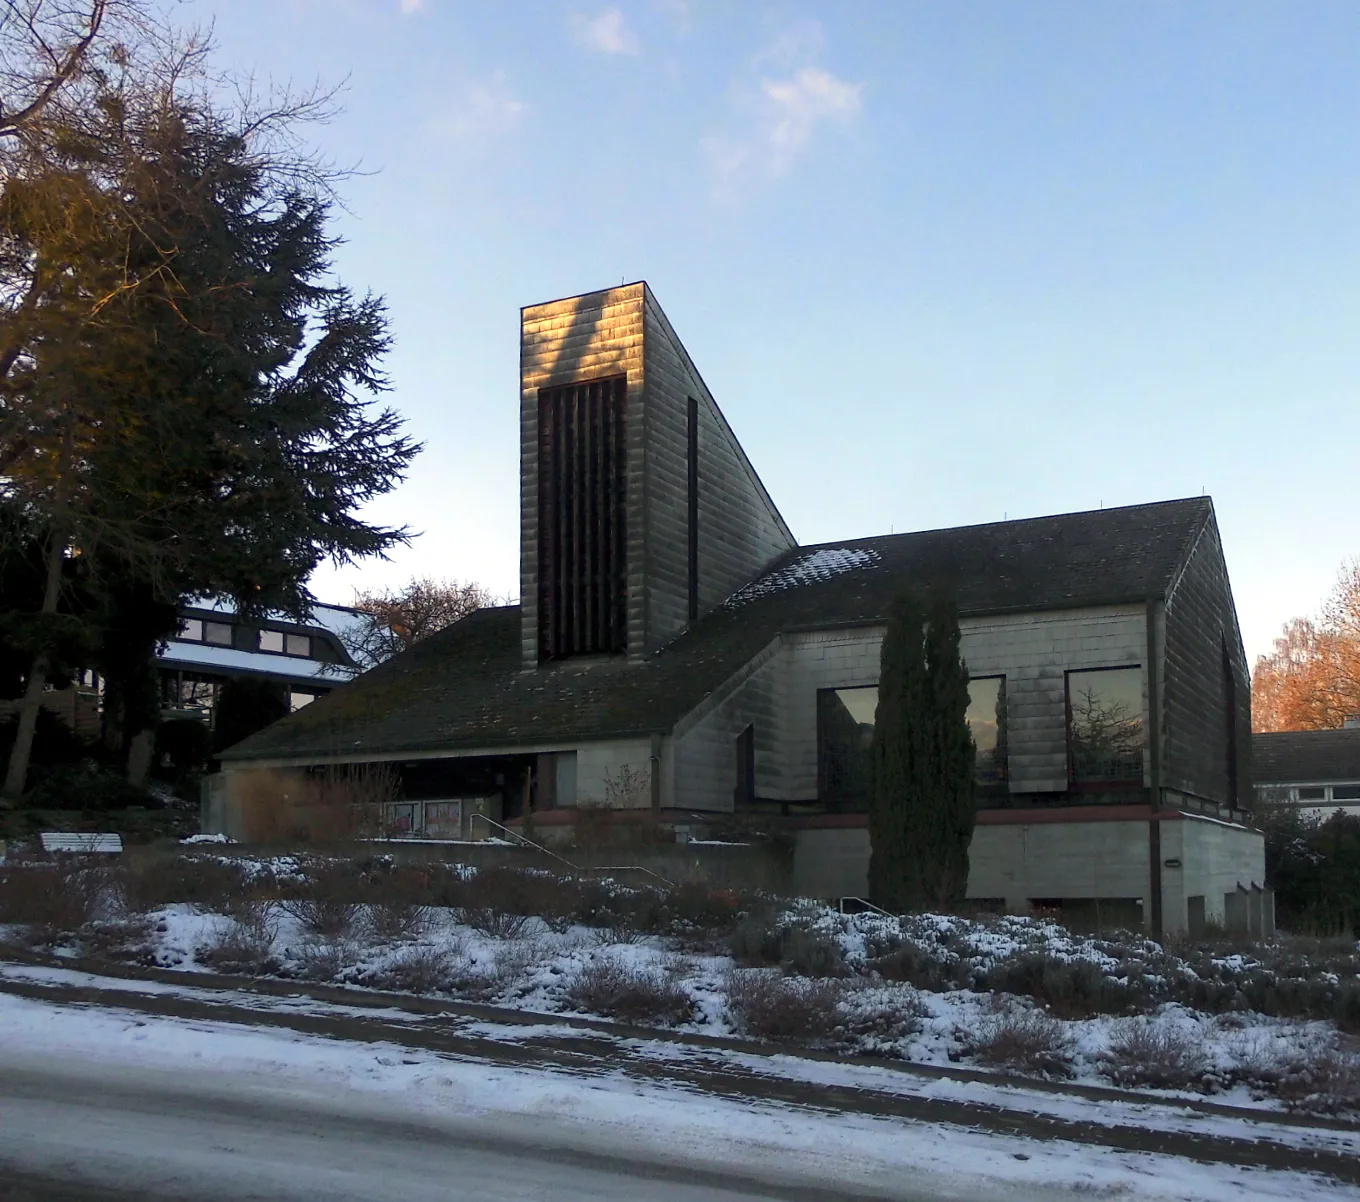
[649, 733, 663, 814]
[1146, 597, 1164, 939]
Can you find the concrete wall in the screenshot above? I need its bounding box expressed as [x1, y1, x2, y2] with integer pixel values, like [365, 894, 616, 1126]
[792, 828, 870, 898]
[967, 820, 1153, 913]
[670, 605, 1150, 812]
[574, 739, 657, 808]
[1162, 815, 1265, 928]
[640, 289, 795, 649]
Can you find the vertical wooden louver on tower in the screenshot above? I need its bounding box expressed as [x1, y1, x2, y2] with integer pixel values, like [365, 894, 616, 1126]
[537, 376, 627, 659]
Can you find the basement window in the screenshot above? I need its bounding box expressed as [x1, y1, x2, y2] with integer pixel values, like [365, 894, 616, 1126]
[1067, 667, 1144, 784]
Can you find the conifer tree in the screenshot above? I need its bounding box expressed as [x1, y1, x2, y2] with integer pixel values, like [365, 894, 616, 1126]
[868, 590, 928, 911]
[868, 589, 978, 911]
[923, 592, 976, 906]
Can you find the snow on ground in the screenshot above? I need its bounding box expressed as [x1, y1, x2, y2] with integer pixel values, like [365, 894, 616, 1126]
[0, 988, 1353, 1202]
[24, 888, 1354, 1116]
[0, 958, 1355, 1162]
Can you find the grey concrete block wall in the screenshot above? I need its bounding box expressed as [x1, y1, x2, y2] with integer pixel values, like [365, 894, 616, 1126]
[669, 605, 1150, 812]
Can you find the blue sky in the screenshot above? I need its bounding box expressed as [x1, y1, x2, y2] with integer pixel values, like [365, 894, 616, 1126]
[201, 1, 1360, 664]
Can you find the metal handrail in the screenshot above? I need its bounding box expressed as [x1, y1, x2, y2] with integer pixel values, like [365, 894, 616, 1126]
[838, 896, 898, 919]
[468, 812, 676, 888]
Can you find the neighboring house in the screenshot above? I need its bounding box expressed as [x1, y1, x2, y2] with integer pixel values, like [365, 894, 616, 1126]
[214, 281, 1265, 935]
[1253, 726, 1360, 819]
[159, 598, 366, 726]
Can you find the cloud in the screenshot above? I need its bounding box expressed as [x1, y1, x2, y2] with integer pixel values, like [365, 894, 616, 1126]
[704, 48, 862, 198]
[436, 71, 529, 141]
[571, 8, 641, 55]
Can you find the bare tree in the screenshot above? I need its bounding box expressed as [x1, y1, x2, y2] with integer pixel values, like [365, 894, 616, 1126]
[345, 576, 500, 668]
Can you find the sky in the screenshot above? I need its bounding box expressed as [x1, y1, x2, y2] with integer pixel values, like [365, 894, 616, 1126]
[197, 0, 1360, 665]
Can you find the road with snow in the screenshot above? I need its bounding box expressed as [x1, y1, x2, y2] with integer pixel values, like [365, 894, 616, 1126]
[0, 1060, 961, 1202]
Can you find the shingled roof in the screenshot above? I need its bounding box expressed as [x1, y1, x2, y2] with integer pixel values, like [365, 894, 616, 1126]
[1253, 729, 1360, 785]
[221, 496, 1214, 764]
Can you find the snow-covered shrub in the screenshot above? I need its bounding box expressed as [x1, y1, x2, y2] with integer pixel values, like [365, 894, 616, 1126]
[1272, 1044, 1360, 1116]
[868, 940, 957, 991]
[198, 912, 279, 975]
[366, 898, 430, 942]
[981, 952, 1134, 1018]
[969, 1006, 1075, 1078]
[729, 910, 783, 967]
[836, 984, 928, 1048]
[290, 937, 362, 983]
[1100, 1019, 1209, 1091]
[725, 969, 842, 1040]
[370, 944, 463, 995]
[459, 906, 531, 939]
[566, 956, 693, 1025]
[278, 867, 361, 939]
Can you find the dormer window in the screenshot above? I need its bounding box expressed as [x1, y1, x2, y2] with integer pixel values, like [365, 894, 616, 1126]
[259, 628, 311, 658]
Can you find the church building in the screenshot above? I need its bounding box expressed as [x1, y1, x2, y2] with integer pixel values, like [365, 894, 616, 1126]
[215, 283, 1265, 936]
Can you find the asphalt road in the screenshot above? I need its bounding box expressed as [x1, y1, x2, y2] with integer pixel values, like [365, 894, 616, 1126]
[0, 1063, 947, 1202]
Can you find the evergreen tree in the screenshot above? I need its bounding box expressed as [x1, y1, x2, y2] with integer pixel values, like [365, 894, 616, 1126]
[0, 81, 420, 799]
[923, 592, 976, 906]
[868, 589, 978, 911]
[868, 590, 928, 911]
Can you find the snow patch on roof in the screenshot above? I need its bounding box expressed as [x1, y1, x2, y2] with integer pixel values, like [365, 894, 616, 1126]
[725, 547, 881, 608]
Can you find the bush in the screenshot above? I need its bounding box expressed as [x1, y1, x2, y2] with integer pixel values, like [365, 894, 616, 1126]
[278, 866, 362, 938]
[116, 853, 249, 913]
[730, 911, 784, 967]
[1272, 1045, 1360, 1116]
[366, 899, 431, 942]
[458, 907, 531, 939]
[0, 864, 107, 937]
[198, 914, 278, 975]
[25, 762, 160, 812]
[868, 940, 955, 991]
[970, 1007, 1074, 1078]
[290, 937, 361, 983]
[565, 957, 694, 1025]
[778, 926, 847, 978]
[664, 882, 743, 934]
[1100, 1020, 1209, 1091]
[982, 953, 1132, 1018]
[837, 984, 928, 1047]
[725, 970, 843, 1040]
[370, 944, 462, 996]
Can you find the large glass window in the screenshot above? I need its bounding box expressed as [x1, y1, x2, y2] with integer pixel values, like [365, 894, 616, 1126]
[818, 677, 1011, 804]
[259, 629, 285, 653]
[203, 620, 233, 646]
[1067, 667, 1145, 783]
[968, 676, 1008, 783]
[817, 687, 877, 809]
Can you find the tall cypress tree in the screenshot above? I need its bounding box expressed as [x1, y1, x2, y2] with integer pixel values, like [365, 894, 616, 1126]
[868, 590, 928, 911]
[923, 593, 976, 906]
[869, 589, 978, 912]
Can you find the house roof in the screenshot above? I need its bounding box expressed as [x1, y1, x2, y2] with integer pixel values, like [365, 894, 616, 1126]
[220, 496, 1214, 764]
[1252, 729, 1360, 785]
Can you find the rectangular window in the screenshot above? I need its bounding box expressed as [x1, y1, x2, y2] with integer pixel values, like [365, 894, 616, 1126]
[817, 686, 877, 809]
[967, 676, 1008, 783]
[537, 376, 627, 659]
[687, 396, 699, 623]
[177, 618, 203, 642]
[1067, 666, 1145, 784]
[424, 801, 463, 838]
[284, 633, 311, 657]
[1296, 786, 1326, 801]
[203, 621, 233, 647]
[1332, 784, 1360, 801]
[259, 629, 284, 653]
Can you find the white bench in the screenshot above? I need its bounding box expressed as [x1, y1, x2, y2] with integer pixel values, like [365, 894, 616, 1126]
[39, 832, 123, 855]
